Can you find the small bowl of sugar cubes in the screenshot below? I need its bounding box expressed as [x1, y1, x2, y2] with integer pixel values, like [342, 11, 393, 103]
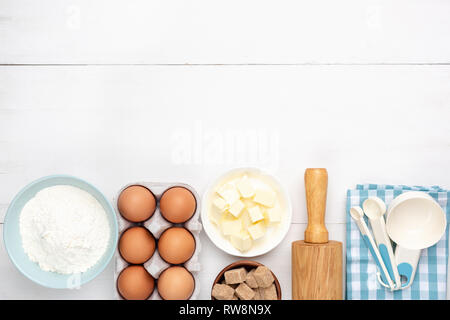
[211, 260, 281, 300]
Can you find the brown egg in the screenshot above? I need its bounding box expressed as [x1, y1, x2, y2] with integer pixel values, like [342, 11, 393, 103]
[117, 265, 155, 300]
[157, 266, 195, 300]
[160, 187, 196, 223]
[118, 185, 156, 222]
[158, 227, 195, 264]
[119, 227, 155, 264]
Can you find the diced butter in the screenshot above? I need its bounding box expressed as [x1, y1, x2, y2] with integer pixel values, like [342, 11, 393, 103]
[220, 211, 235, 221]
[248, 206, 264, 223]
[230, 231, 253, 252]
[213, 196, 228, 212]
[228, 199, 245, 217]
[217, 184, 241, 206]
[241, 210, 252, 229]
[253, 189, 276, 207]
[265, 207, 281, 223]
[209, 209, 222, 226]
[243, 199, 257, 208]
[247, 222, 266, 240]
[236, 176, 255, 198]
[221, 218, 242, 236]
[211, 174, 282, 252]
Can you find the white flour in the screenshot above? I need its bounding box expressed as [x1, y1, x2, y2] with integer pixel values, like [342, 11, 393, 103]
[19, 185, 110, 274]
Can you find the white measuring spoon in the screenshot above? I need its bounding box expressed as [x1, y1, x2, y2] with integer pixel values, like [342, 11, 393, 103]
[350, 206, 394, 290]
[363, 196, 401, 289]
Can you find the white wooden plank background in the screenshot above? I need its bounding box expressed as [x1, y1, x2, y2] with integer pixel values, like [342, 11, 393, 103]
[1, 0, 450, 64]
[0, 1, 449, 300]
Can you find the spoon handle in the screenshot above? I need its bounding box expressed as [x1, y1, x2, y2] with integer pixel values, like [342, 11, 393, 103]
[351, 213, 394, 290]
[369, 217, 401, 289]
[394, 246, 421, 289]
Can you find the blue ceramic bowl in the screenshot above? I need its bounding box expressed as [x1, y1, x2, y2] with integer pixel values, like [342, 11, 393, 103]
[3, 175, 118, 289]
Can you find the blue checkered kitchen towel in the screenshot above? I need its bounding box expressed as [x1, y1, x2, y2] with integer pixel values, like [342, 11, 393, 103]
[346, 184, 450, 300]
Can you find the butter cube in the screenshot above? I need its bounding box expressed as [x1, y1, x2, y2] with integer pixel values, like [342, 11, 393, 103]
[248, 206, 264, 223]
[236, 176, 255, 198]
[220, 211, 235, 222]
[247, 222, 266, 240]
[230, 231, 253, 252]
[213, 196, 228, 212]
[240, 211, 252, 229]
[209, 209, 222, 226]
[228, 199, 245, 218]
[221, 219, 242, 237]
[243, 199, 257, 208]
[265, 207, 281, 223]
[253, 189, 276, 207]
[217, 184, 241, 206]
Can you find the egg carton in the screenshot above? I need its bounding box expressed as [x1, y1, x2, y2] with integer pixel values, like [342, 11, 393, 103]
[113, 182, 202, 300]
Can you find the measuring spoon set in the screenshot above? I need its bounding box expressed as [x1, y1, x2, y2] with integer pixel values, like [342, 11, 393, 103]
[350, 192, 447, 291]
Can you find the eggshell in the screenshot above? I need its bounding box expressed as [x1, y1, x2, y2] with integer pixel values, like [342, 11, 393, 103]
[158, 227, 195, 264]
[117, 265, 155, 300]
[118, 185, 156, 222]
[119, 227, 156, 264]
[157, 266, 195, 300]
[160, 187, 196, 223]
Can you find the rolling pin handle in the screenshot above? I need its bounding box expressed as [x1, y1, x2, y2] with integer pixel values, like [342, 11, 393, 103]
[304, 168, 329, 244]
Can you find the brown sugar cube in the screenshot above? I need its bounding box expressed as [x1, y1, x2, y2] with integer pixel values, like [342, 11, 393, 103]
[221, 279, 237, 289]
[261, 284, 277, 300]
[258, 287, 268, 300]
[212, 284, 235, 300]
[252, 288, 262, 300]
[245, 269, 258, 288]
[224, 267, 247, 284]
[235, 283, 255, 300]
[253, 266, 274, 288]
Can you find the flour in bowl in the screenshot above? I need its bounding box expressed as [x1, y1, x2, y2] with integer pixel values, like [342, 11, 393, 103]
[19, 185, 110, 274]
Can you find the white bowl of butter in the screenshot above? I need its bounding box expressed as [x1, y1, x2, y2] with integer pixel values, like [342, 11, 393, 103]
[202, 168, 292, 257]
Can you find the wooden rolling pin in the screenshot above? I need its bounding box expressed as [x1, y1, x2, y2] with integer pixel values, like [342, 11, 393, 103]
[292, 168, 343, 300]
